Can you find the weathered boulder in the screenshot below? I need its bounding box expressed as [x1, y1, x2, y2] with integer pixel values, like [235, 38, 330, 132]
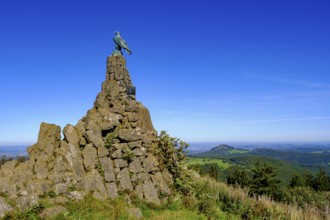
[134, 184, 144, 200]
[143, 154, 159, 173]
[39, 206, 68, 219]
[106, 182, 118, 199]
[151, 172, 171, 195]
[56, 141, 85, 180]
[82, 143, 97, 171]
[67, 191, 85, 201]
[85, 124, 103, 148]
[131, 172, 150, 183]
[99, 157, 115, 182]
[133, 147, 146, 156]
[118, 129, 142, 142]
[34, 158, 48, 179]
[117, 168, 133, 191]
[128, 207, 143, 219]
[29, 123, 61, 162]
[26, 179, 52, 195]
[54, 183, 68, 195]
[98, 108, 122, 130]
[136, 106, 156, 133]
[112, 149, 122, 158]
[0, 160, 18, 177]
[143, 180, 160, 205]
[0, 176, 17, 197]
[114, 159, 128, 170]
[55, 196, 68, 204]
[128, 140, 142, 149]
[63, 124, 80, 146]
[79, 169, 107, 197]
[128, 158, 143, 174]
[16, 193, 38, 211]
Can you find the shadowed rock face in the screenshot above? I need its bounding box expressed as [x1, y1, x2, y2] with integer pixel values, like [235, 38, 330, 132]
[0, 55, 172, 217]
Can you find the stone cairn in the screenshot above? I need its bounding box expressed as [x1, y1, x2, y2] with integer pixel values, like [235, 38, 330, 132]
[0, 55, 173, 217]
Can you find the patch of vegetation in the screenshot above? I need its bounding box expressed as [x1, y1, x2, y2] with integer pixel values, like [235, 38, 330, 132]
[39, 191, 56, 198]
[4, 201, 46, 220]
[0, 155, 29, 166]
[249, 160, 281, 199]
[56, 195, 130, 220]
[95, 161, 105, 178]
[67, 185, 77, 192]
[0, 192, 8, 198]
[187, 157, 230, 169]
[228, 149, 248, 154]
[3, 133, 329, 220]
[121, 145, 134, 162]
[0, 155, 12, 166]
[194, 146, 330, 174]
[132, 196, 211, 220]
[155, 130, 188, 179]
[104, 127, 119, 149]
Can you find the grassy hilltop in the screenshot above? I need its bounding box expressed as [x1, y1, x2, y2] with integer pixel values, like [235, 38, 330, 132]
[2, 140, 330, 219]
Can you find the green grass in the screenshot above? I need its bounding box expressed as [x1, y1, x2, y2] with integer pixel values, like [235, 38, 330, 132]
[2, 195, 219, 220]
[144, 209, 238, 220]
[3, 175, 326, 220]
[142, 208, 208, 220]
[55, 196, 131, 220]
[187, 157, 230, 169]
[228, 149, 248, 154]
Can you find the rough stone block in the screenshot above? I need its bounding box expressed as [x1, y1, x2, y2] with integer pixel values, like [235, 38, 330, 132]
[82, 144, 97, 171]
[112, 149, 122, 158]
[143, 180, 160, 205]
[100, 157, 115, 182]
[131, 173, 150, 182]
[118, 129, 142, 141]
[117, 168, 133, 191]
[63, 124, 80, 146]
[31, 123, 61, 161]
[133, 147, 146, 156]
[143, 155, 159, 173]
[114, 159, 128, 169]
[54, 183, 68, 195]
[151, 172, 171, 195]
[106, 182, 118, 199]
[39, 206, 68, 219]
[128, 158, 143, 174]
[128, 141, 142, 149]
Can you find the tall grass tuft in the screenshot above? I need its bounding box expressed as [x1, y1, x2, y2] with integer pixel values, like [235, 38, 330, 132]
[191, 174, 329, 220]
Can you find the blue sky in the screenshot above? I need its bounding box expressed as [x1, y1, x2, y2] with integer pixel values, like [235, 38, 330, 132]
[1, 0, 330, 146]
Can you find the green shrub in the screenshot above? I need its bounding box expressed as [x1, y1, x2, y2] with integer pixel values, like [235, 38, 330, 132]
[121, 145, 134, 162]
[104, 128, 119, 148]
[155, 131, 193, 195]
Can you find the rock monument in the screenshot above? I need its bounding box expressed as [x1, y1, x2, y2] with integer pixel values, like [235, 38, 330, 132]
[0, 53, 173, 217]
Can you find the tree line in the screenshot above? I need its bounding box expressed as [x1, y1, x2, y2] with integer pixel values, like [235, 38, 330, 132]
[189, 160, 330, 208]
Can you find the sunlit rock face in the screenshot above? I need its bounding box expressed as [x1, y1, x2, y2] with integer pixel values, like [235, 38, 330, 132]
[0, 55, 172, 216]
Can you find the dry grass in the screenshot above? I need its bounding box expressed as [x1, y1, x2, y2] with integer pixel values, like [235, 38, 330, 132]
[192, 173, 329, 220]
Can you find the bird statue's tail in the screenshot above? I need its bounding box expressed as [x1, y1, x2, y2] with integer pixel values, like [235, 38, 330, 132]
[126, 49, 132, 55]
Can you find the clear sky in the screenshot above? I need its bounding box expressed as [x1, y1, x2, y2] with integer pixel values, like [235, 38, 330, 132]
[1, 0, 330, 146]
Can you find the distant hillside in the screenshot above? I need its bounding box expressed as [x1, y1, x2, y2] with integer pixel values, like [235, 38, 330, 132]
[211, 144, 234, 151]
[0, 146, 27, 157]
[196, 144, 249, 157]
[249, 148, 330, 169]
[193, 144, 330, 174]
